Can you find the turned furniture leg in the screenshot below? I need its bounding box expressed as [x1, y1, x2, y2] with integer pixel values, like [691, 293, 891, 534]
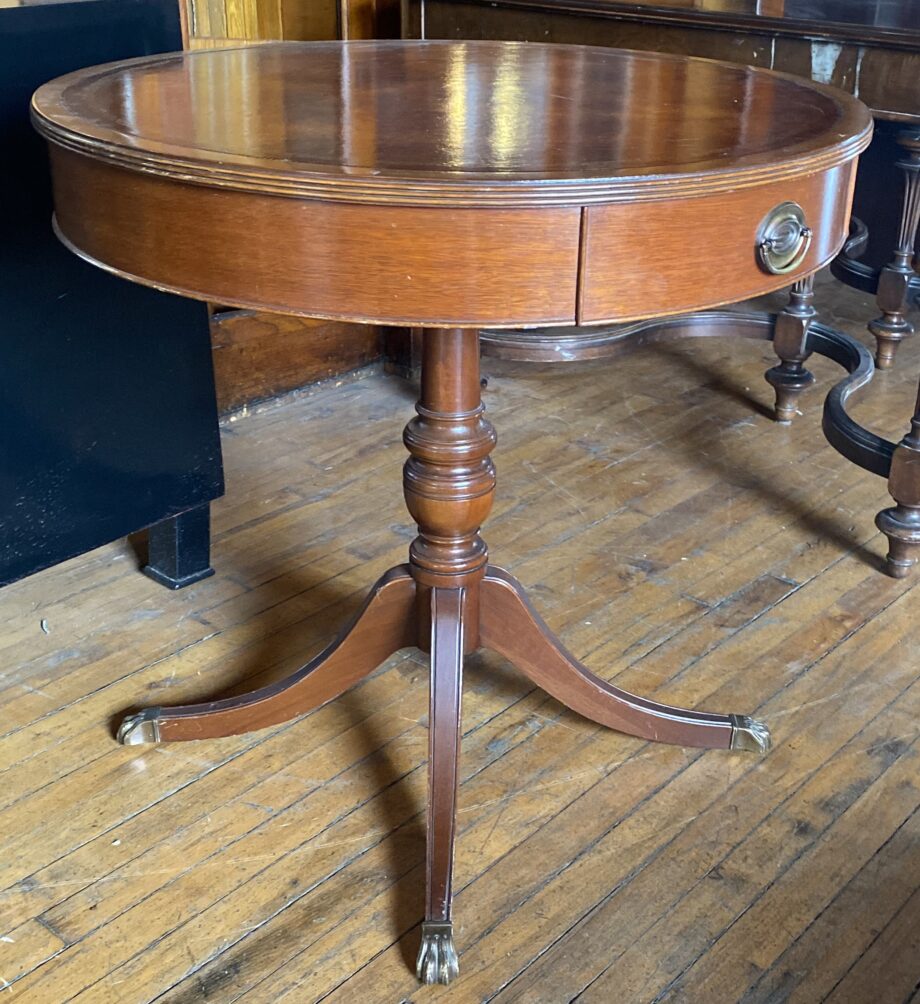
[416, 587, 464, 985]
[869, 130, 920, 370]
[118, 566, 416, 742]
[143, 504, 215, 589]
[876, 382, 920, 577]
[765, 275, 816, 423]
[402, 328, 496, 595]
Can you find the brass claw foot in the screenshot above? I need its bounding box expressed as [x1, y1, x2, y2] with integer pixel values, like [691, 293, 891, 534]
[417, 921, 459, 985]
[729, 714, 771, 753]
[117, 708, 162, 745]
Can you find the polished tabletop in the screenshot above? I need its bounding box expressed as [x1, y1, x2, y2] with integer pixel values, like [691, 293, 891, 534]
[32, 40, 871, 205]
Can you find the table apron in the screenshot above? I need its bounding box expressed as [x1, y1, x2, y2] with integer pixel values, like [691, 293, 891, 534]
[49, 146, 858, 328]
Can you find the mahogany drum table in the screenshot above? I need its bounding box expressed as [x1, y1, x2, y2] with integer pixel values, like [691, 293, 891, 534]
[32, 40, 872, 986]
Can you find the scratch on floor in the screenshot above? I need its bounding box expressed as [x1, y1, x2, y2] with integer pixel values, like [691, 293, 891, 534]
[766, 681, 877, 719]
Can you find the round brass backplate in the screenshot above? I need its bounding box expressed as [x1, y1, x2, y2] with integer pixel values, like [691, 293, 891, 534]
[757, 201, 812, 275]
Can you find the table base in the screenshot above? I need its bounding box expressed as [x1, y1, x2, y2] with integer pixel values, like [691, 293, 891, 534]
[831, 216, 920, 306]
[828, 127, 920, 371]
[114, 323, 778, 986]
[114, 304, 902, 985]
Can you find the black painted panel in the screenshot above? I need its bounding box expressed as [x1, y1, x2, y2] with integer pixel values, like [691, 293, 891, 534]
[0, 0, 224, 586]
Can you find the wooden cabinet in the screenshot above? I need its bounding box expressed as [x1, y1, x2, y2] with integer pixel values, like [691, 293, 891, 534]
[181, 0, 400, 47]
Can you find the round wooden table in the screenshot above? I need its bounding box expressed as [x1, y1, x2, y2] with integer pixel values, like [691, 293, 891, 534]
[32, 40, 872, 986]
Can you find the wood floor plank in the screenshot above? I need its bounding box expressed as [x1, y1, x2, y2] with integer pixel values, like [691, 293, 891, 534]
[0, 918, 67, 990]
[824, 877, 920, 1004]
[567, 650, 920, 1001]
[656, 704, 920, 1002]
[741, 805, 920, 1003]
[0, 652, 420, 934]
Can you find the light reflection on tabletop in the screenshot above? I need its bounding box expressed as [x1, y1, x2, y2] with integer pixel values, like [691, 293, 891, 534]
[41, 41, 854, 182]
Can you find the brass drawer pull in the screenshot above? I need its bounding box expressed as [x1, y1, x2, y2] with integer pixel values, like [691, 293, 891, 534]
[757, 201, 812, 274]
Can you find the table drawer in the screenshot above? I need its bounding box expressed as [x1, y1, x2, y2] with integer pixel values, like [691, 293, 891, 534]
[578, 162, 857, 324]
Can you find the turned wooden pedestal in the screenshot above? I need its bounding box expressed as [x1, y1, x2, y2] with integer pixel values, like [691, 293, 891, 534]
[32, 40, 871, 987]
[117, 326, 766, 981]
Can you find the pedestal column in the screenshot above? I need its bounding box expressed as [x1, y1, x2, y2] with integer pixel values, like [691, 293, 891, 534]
[402, 328, 496, 984]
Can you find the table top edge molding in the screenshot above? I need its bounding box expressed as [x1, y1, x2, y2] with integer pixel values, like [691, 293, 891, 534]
[31, 112, 873, 208]
[30, 40, 874, 209]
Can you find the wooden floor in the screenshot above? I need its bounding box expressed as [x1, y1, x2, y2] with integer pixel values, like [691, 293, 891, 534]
[3, 276, 920, 1003]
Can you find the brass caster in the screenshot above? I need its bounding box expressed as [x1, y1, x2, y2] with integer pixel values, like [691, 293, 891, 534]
[416, 921, 459, 985]
[729, 715, 771, 753]
[117, 708, 161, 745]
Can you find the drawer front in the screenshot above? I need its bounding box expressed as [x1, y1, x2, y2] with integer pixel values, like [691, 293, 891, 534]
[579, 162, 857, 325]
[49, 148, 583, 329]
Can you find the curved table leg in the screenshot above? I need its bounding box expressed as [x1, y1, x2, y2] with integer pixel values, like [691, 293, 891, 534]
[117, 565, 417, 743]
[868, 130, 920, 370]
[417, 587, 464, 986]
[479, 566, 769, 752]
[765, 276, 816, 423]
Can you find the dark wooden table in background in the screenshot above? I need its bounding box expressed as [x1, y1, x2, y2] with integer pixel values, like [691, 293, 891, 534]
[32, 39, 870, 988]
